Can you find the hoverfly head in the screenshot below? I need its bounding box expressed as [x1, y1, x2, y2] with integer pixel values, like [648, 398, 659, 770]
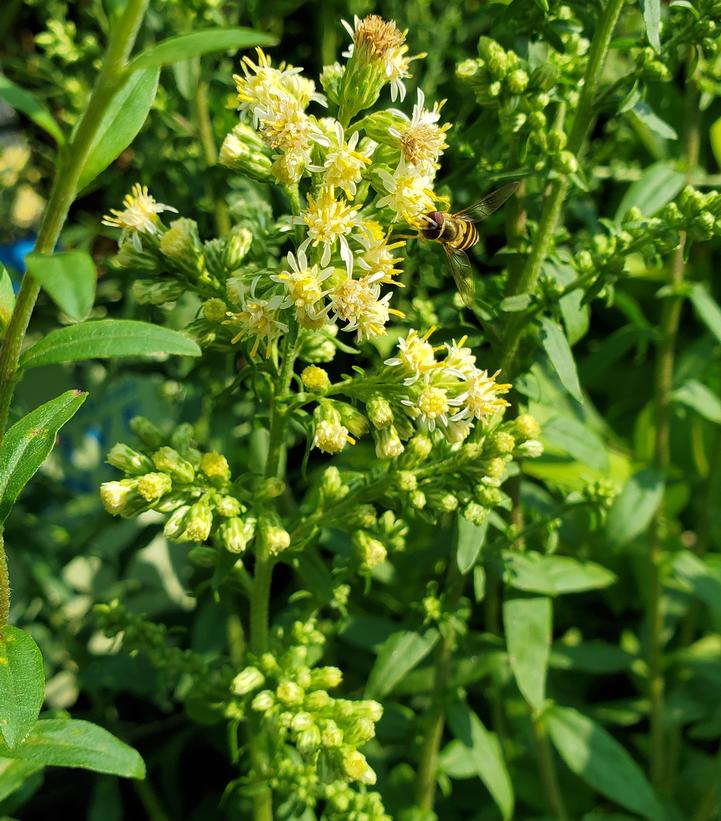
[420, 210, 445, 240]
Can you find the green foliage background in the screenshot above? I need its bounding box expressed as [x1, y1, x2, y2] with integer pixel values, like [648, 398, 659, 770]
[2, 0, 721, 819]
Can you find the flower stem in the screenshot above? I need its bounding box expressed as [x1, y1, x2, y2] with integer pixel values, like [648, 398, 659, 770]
[498, 0, 626, 376]
[0, 0, 150, 441]
[0, 532, 9, 628]
[415, 546, 464, 811]
[647, 68, 700, 790]
[248, 319, 300, 821]
[533, 715, 569, 821]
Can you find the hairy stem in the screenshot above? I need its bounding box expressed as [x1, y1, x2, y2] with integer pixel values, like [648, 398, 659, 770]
[0, 0, 150, 439]
[0, 533, 9, 627]
[648, 73, 700, 789]
[499, 0, 626, 376]
[415, 547, 464, 810]
[194, 79, 231, 236]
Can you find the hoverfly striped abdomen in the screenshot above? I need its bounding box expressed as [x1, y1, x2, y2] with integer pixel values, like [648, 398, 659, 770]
[447, 219, 479, 252]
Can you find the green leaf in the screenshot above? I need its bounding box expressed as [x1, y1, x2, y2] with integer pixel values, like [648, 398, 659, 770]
[545, 705, 664, 820]
[77, 68, 159, 190]
[0, 757, 44, 802]
[710, 116, 721, 169]
[364, 629, 439, 699]
[128, 28, 277, 71]
[0, 390, 87, 523]
[456, 513, 489, 574]
[503, 597, 552, 711]
[605, 469, 664, 548]
[446, 701, 514, 820]
[541, 415, 608, 471]
[641, 0, 661, 50]
[550, 641, 634, 674]
[539, 317, 583, 403]
[18, 319, 201, 370]
[503, 552, 616, 596]
[0, 627, 44, 749]
[26, 251, 96, 322]
[671, 379, 721, 424]
[630, 101, 678, 141]
[0, 75, 64, 145]
[690, 284, 721, 345]
[0, 719, 144, 779]
[672, 551, 721, 624]
[614, 161, 684, 223]
[0, 266, 15, 331]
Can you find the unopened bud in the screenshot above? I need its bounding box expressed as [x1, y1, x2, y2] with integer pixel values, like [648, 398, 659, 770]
[373, 425, 404, 459]
[137, 471, 172, 502]
[219, 516, 256, 553]
[203, 298, 228, 323]
[132, 279, 185, 306]
[200, 451, 231, 482]
[159, 218, 205, 277]
[219, 123, 273, 182]
[152, 447, 195, 483]
[107, 443, 154, 475]
[224, 226, 253, 270]
[301, 365, 331, 392]
[366, 394, 394, 429]
[183, 497, 213, 542]
[232, 666, 265, 696]
[130, 416, 163, 449]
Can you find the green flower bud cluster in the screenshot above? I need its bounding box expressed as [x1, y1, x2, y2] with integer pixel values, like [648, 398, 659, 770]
[101, 419, 256, 555]
[567, 186, 721, 298]
[669, 1, 721, 57]
[227, 619, 383, 791]
[95, 599, 213, 700]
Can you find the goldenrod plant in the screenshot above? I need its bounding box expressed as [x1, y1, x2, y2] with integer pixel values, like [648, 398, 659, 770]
[2, 1, 721, 819]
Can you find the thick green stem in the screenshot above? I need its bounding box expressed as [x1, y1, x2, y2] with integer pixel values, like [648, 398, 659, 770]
[533, 716, 569, 821]
[194, 80, 231, 236]
[0, 0, 150, 439]
[499, 0, 625, 376]
[248, 320, 300, 821]
[415, 549, 464, 810]
[648, 75, 700, 789]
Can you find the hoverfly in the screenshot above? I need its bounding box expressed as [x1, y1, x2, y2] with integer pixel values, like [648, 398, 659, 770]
[419, 181, 520, 308]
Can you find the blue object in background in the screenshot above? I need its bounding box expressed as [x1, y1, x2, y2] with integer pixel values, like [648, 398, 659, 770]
[0, 235, 36, 291]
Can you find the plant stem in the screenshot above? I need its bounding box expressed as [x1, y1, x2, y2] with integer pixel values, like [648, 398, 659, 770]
[0, 533, 9, 627]
[533, 715, 569, 821]
[498, 0, 626, 376]
[0, 0, 150, 440]
[648, 71, 700, 790]
[415, 546, 464, 810]
[247, 320, 300, 821]
[194, 80, 231, 236]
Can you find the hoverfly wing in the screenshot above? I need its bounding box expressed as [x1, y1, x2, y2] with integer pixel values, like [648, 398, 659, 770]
[444, 245, 476, 308]
[456, 181, 521, 223]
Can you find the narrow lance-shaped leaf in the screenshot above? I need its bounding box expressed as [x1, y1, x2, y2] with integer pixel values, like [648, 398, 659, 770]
[503, 597, 552, 711]
[545, 705, 664, 820]
[671, 380, 721, 424]
[446, 701, 514, 820]
[456, 512, 489, 574]
[128, 28, 278, 71]
[0, 719, 145, 779]
[641, 0, 661, 50]
[26, 251, 96, 322]
[364, 629, 439, 699]
[0, 390, 87, 523]
[0, 75, 64, 145]
[539, 317, 583, 403]
[503, 552, 617, 596]
[0, 626, 45, 749]
[605, 469, 664, 549]
[690, 284, 721, 345]
[0, 265, 15, 331]
[18, 319, 201, 371]
[77, 68, 159, 190]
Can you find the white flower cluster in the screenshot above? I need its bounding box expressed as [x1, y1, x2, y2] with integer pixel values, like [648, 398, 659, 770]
[386, 329, 512, 443]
